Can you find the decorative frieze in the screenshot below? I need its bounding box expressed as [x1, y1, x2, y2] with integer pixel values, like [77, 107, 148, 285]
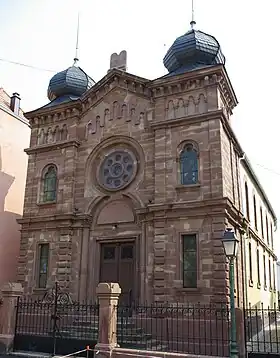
[165, 93, 207, 120]
[85, 102, 146, 137]
[37, 124, 68, 145]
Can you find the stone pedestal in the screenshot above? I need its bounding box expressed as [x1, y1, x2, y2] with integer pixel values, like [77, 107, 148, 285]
[95, 282, 121, 357]
[0, 282, 23, 353]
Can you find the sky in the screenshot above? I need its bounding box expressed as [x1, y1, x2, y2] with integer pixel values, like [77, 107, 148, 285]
[0, 0, 280, 253]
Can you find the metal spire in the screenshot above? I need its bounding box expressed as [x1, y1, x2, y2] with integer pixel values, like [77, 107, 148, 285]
[73, 12, 80, 66]
[190, 0, 196, 29]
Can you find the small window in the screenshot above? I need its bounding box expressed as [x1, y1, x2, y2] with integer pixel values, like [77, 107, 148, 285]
[263, 254, 267, 288]
[266, 215, 270, 245]
[260, 207, 264, 239]
[179, 143, 198, 185]
[182, 234, 197, 288]
[256, 249, 260, 285]
[42, 166, 57, 202]
[38, 244, 49, 288]
[248, 242, 253, 282]
[253, 195, 258, 231]
[103, 246, 115, 260]
[244, 182, 250, 220]
[121, 245, 134, 260]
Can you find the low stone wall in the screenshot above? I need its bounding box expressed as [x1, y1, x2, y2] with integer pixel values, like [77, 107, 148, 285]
[111, 347, 227, 358]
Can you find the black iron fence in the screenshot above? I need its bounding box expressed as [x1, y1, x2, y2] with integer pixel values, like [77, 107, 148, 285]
[117, 302, 231, 357]
[245, 303, 280, 357]
[14, 284, 99, 356]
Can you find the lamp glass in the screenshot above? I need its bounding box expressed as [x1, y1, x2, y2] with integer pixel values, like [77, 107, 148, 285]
[222, 238, 239, 258]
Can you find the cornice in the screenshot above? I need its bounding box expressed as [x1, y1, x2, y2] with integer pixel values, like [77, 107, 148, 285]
[24, 139, 81, 155]
[18, 213, 93, 227]
[149, 65, 238, 112]
[150, 109, 225, 130]
[26, 104, 81, 128]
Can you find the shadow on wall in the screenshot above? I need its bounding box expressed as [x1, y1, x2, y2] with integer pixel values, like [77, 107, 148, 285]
[0, 146, 21, 286]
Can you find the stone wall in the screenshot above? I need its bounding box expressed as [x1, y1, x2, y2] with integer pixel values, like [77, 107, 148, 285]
[18, 66, 244, 304]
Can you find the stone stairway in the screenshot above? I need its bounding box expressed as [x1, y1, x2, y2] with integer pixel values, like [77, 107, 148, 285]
[57, 315, 166, 351]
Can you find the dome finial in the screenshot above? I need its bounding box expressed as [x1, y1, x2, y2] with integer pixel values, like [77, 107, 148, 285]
[190, 0, 196, 29]
[73, 12, 80, 66]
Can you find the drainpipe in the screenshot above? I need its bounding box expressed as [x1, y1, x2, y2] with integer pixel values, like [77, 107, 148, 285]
[239, 153, 249, 309]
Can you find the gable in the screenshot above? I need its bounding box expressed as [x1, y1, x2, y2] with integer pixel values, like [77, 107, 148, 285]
[81, 86, 151, 138]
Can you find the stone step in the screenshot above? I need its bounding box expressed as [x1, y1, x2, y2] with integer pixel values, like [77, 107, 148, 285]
[62, 325, 145, 335]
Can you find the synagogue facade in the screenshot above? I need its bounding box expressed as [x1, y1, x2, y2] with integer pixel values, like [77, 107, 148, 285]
[17, 28, 277, 306]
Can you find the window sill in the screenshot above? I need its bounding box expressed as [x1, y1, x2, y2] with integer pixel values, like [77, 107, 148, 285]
[175, 287, 200, 294]
[249, 280, 253, 287]
[257, 283, 261, 289]
[175, 183, 200, 190]
[37, 201, 57, 206]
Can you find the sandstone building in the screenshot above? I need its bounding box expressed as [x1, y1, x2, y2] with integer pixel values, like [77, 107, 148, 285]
[17, 25, 277, 306]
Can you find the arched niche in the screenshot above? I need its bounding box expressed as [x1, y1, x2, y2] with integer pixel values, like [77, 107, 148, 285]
[96, 199, 135, 225]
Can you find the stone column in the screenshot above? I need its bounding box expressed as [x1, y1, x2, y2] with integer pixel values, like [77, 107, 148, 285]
[0, 282, 23, 353]
[95, 283, 121, 356]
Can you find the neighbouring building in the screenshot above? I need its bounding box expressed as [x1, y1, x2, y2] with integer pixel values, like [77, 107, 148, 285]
[17, 24, 277, 307]
[0, 88, 30, 286]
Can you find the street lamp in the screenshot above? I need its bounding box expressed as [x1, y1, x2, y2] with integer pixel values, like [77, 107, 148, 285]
[221, 228, 239, 358]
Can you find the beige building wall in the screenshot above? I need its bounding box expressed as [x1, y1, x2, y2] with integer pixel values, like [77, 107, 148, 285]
[240, 161, 277, 308]
[0, 88, 30, 286]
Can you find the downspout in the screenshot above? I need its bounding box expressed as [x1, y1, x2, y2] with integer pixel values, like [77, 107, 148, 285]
[240, 153, 249, 309]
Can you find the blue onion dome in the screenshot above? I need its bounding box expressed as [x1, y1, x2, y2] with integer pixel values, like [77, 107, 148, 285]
[47, 62, 95, 102]
[163, 27, 225, 75]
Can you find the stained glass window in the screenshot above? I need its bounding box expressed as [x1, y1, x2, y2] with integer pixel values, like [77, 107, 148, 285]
[182, 234, 197, 288]
[180, 143, 198, 185]
[43, 166, 57, 202]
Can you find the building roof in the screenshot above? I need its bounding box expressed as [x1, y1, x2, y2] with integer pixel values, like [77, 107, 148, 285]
[163, 28, 225, 75]
[47, 65, 95, 105]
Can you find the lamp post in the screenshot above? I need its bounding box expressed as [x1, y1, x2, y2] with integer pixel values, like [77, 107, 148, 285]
[221, 228, 239, 358]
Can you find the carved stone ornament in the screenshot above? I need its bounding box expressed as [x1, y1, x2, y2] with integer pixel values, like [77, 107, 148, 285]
[98, 150, 137, 191]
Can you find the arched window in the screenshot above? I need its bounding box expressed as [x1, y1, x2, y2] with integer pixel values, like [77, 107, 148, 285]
[42, 165, 57, 202]
[179, 143, 198, 185]
[244, 182, 250, 220]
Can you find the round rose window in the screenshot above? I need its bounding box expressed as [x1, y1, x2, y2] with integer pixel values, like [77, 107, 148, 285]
[98, 150, 137, 191]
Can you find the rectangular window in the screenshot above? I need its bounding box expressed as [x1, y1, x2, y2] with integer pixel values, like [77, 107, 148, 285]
[248, 242, 253, 282]
[182, 234, 197, 288]
[266, 216, 270, 245]
[38, 244, 49, 288]
[273, 262, 276, 291]
[253, 196, 258, 231]
[256, 249, 260, 286]
[263, 254, 267, 288]
[260, 207, 264, 239]
[269, 258, 272, 290]
[271, 222, 274, 250]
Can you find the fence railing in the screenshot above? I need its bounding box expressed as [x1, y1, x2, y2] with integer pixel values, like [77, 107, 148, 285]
[14, 296, 99, 356]
[117, 302, 230, 357]
[245, 303, 280, 355]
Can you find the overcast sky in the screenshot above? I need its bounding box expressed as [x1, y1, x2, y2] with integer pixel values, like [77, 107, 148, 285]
[1, 0, 280, 254]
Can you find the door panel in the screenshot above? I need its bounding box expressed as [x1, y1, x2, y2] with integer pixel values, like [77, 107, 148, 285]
[100, 244, 118, 283]
[99, 242, 135, 305]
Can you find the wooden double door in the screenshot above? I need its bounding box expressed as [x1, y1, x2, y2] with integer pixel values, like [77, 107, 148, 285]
[99, 241, 136, 305]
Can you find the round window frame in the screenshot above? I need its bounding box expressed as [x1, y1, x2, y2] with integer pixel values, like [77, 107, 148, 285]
[96, 149, 138, 192]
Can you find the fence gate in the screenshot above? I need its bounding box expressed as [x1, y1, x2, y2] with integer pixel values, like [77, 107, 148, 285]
[245, 304, 280, 357]
[14, 283, 99, 356]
